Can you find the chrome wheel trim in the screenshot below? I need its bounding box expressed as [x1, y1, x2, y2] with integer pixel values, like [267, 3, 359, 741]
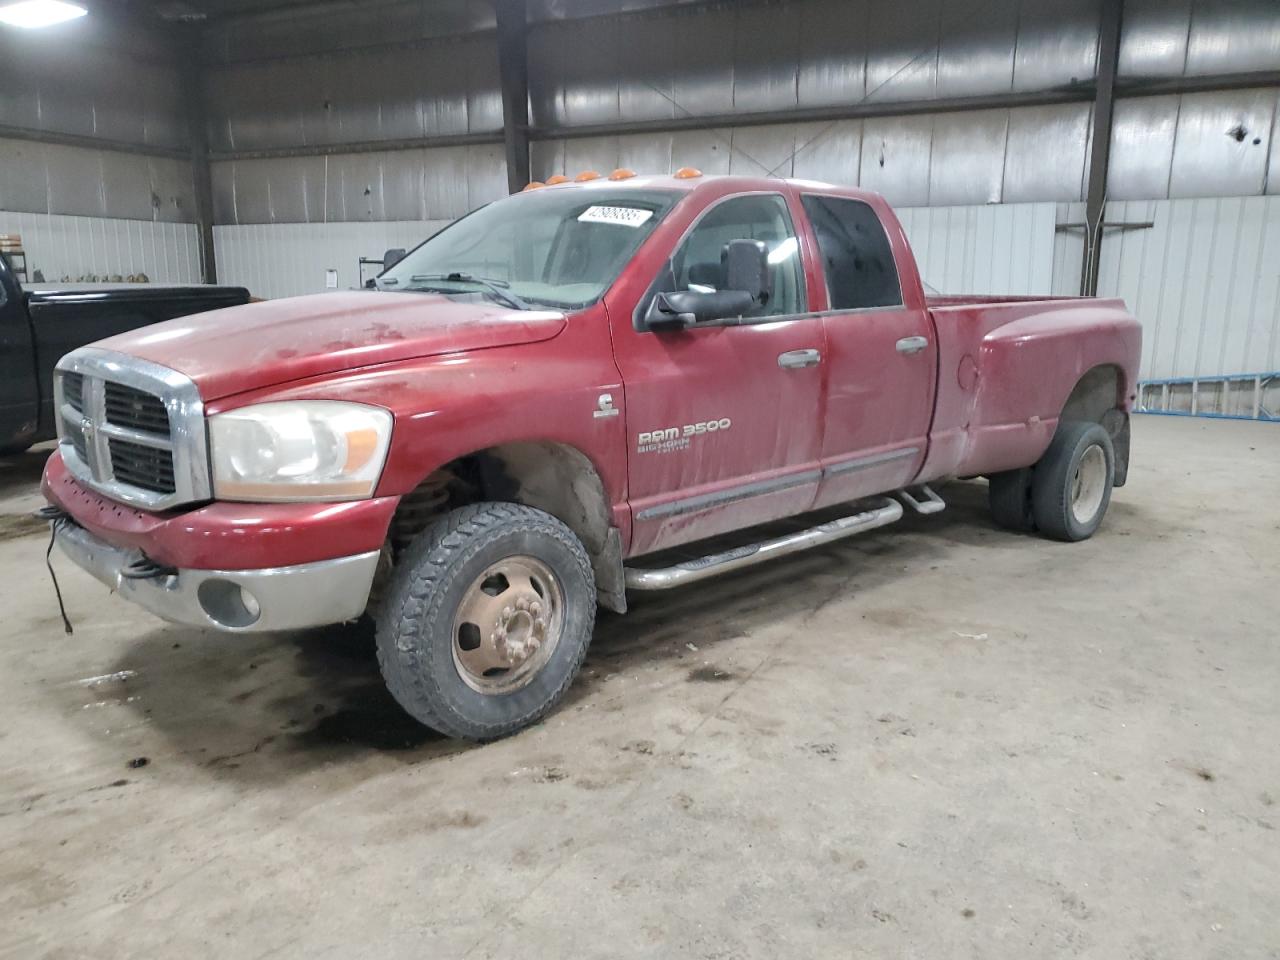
[1070, 444, 1108, 525]
[451, 555, 564, 695]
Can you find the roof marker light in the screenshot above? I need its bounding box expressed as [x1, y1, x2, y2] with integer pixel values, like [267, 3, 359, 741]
[674, 167, 703, 179]
[575, 170, 602, 182]
[609, 168, 637, 181]
[545, 174, 569, 185]
[522, 181, 546, 192]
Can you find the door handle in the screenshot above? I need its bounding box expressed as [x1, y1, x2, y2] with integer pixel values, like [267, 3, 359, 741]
[778, 349, 822, 369]
[896, 336, 929, 355]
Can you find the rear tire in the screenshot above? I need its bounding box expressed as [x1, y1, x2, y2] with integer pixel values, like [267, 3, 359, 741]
[988, 468, 1036, 532]
[376, 502, 596, 741]
[1030, 421, 1115, 542]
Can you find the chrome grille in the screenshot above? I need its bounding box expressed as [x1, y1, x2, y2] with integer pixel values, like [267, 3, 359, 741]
[55, 347, 211, 511]
[109, 438, 177, 493]
[104, 382, 171, 436]
[63, 372, 84, 413]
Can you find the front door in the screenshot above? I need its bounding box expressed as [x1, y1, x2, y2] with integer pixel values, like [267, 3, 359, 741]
[609, 192, 825, 556]
[799, 194, 938, 507]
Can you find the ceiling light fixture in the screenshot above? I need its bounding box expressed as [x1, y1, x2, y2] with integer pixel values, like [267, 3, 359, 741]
[0, 1, 88, 29]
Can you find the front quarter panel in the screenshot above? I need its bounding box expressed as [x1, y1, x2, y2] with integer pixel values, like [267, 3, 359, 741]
[204, 305, 631, 542]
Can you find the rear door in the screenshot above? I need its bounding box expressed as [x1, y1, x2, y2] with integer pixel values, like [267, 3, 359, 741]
[609, 191, 825, 556]
[800, 194, 937, 507]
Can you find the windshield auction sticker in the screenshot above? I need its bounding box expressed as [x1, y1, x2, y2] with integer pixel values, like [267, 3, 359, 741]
[578, 205, 654, 228]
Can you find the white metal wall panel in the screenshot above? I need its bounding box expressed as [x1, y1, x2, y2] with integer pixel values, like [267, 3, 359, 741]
[0, 212, 201, 284]
[213, 220, 451, 300]
[1051, 201, 1087, 297]
[895, 202, 1057, 296]
[1095, 196, 1280, 379]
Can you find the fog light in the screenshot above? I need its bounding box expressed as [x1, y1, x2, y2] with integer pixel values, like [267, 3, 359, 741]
[197, 578, 263, 629]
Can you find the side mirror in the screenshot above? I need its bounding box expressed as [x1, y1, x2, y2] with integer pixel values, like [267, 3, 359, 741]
[722, 238, 771, 303]
[381, 248, 407, 271]
[646, 290, 756, 330]
[644, 238, 772, 331]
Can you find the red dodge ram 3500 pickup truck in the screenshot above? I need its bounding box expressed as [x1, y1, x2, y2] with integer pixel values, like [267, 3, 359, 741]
[42, 172, 1141, 739]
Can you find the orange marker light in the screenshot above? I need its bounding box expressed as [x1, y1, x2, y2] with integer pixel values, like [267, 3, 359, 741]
[545, 174, 569, 185]
[575, 170, 602, 182]
[522, 181, 546, 191]
[609, 168, 637, 181]
[674, 166, 703, 179]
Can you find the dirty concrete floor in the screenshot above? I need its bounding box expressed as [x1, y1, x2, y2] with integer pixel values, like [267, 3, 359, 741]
[1, 417, 1278, 959]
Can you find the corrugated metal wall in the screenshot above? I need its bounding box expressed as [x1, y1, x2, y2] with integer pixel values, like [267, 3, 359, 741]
[0, 9, 200, 287]
[1096, 196, 1280, 380]
[213, 220, 449, 299]
[897, 203, 1059, 295]
[210, 146, 507, 225]
[0, 17, 193, 221]
[0, 212, 202, 284]
[2, 0, 1276, 382]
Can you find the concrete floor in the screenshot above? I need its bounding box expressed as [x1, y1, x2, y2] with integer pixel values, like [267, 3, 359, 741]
[1, 416, 1277, 959]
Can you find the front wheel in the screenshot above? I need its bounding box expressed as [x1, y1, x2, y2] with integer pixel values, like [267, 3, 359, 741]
[1030, 421, 1115, 542]
[376, 502, 596, 741]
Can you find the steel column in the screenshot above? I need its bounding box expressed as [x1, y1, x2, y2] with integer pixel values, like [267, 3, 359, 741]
[180, 28, 218, 285]
[1081, 0, 1124, 297]
[497, 0, 531, 194]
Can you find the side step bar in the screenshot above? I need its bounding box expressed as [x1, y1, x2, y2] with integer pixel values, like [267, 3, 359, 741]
[898, 484, 945, 515]
[624, 497, 905, 592]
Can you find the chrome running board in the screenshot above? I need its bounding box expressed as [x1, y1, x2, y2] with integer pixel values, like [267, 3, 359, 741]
[624, 497, 904, 591]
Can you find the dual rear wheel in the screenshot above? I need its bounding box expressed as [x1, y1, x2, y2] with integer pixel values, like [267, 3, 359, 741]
[988, 420, 1116, 542]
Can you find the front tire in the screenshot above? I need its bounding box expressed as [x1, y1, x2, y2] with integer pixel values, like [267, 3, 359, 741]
[376, 502, 596, 741]
[1030, 421, 1115, 542]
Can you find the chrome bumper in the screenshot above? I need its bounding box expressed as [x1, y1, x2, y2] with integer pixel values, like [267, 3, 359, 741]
[53, 520, 380, 633]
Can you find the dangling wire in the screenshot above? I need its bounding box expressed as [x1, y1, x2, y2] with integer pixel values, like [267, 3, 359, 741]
[45, 522, 73, 635]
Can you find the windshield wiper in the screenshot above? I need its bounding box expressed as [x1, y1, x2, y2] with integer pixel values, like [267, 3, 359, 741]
[409, 273, 530, 311]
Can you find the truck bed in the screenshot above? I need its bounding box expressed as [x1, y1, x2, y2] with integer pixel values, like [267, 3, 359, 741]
[918, 294, 1142, 483]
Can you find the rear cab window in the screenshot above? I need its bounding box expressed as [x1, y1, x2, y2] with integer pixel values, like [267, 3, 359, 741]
[801, 195, 903, 311]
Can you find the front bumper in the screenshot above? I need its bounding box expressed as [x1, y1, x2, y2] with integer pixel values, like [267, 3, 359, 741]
[53, 518, 380, 633]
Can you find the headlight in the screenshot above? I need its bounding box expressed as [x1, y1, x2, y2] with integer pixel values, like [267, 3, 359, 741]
[209, 401, 393, 502]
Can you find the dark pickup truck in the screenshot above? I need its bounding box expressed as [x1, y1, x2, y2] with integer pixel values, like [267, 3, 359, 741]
[0, 252, 250, 454]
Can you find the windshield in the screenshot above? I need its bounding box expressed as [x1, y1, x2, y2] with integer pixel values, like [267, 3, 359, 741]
[377, 187, 680, 310]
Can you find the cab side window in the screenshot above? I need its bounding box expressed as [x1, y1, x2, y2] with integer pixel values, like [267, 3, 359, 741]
[667, 194, 805, 318]
[801, 195, 902, 310]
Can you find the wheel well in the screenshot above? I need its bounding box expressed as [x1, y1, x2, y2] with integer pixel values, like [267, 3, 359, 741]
[1060, 364, 1130, 487]
[389, 442, 626, 612]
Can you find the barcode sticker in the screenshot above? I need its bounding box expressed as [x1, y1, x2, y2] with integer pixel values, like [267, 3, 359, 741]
[578, 205, 654, 228]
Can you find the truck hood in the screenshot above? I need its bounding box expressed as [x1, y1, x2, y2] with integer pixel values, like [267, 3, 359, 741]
[92, 291, 568, 401]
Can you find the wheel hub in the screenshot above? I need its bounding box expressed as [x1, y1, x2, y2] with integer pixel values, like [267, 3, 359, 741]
[493, 596, 548, 667]
[1070, 443, 1108, 525]
[452, 556, 564, 694]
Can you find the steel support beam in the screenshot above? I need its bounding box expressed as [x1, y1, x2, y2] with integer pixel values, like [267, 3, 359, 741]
[528, 86, 1098, 142]
[0, 124, 186, 160]
[179, 27, 218, 285]
[497, 0, 531, 194]
[1118, 69, 1280, 98]
[208, 131, 504, 163]
[1081, 0, 1124, 297]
